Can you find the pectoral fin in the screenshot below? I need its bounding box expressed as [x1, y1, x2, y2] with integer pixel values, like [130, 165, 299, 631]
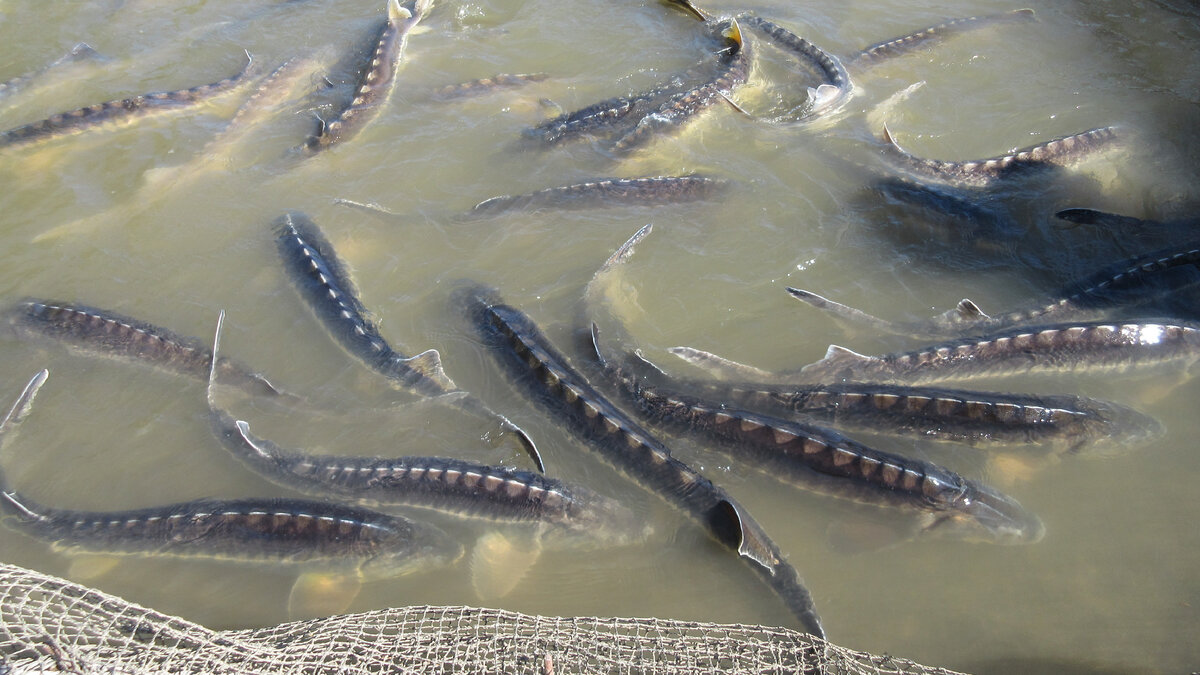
[825, 519, 916, 555]
[287, 571, 363, 618]
[402, 349, 457, 391]
[807, 83, 841, 111]
[709, 499, 778, 571]
[469, 531, 542, 601]
[67, 555, 120, 581]
[667, 346, 773, 381]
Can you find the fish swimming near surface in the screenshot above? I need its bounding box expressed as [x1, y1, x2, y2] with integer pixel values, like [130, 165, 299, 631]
[299, 0, 431, 155]
[736, 14, 851, 118]
[457, 281, 824, 638]
[880, 124, 1121, 188]
[0, 52, 257, 151]
[3, 299, 289, 400]
[0, 370, 462, 617]
[849, 9, 1037, 67]
[611, 18, 752, 155]
[788, 240, 1200, 338]
[274, 212, 543, 471]
[430, 73, 549, 102]
[0, 43, 104, 104]
[466, 175, 729, 217]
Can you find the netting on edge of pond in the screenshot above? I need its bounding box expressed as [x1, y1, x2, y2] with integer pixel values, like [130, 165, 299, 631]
[0, 563, 967, 674]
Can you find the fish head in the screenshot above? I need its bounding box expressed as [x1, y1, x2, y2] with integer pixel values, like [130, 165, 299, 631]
[921, 480, 1045, 545]
[554, 484, 653, 549]
[360, 519, 464, 581]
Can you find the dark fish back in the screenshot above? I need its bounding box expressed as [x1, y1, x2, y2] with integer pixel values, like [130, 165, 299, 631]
[851, 9, 1037, 66]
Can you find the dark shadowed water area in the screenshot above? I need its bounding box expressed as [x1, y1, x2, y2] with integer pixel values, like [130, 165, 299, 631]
[0, 0, 1197, 673]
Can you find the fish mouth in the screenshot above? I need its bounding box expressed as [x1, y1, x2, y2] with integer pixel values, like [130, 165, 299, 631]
[946, 482, 1046, 545]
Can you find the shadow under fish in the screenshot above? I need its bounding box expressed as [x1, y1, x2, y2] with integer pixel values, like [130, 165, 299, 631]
[0, 370, 462, 618]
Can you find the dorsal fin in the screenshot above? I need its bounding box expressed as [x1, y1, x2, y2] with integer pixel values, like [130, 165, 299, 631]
[667, 346, 774, 381]
[955, 298, 989, 319]
[821, 344, 872, 364]
[881, 122, 900, 150]
[402, 349, 456, 390]
[709, 499, 778, 571]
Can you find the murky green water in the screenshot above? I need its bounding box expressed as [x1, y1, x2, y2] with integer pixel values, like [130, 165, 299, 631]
[0, 0, 1197, 672]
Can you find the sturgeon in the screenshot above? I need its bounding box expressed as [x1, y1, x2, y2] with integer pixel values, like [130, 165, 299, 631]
[0, 371, 462, 616]
[300, 0, 430, 154]
[611, 18, 751, 155]
[0, 43, 103, 104]
[431, 73, 549, 101]
[737, 14, 851, 117]
[526, 72, 699, 146]
[880, 125, 1121, 187]
[788, 240, 1200, 338]
[275, 213, 542, 471]
[0, 52, 256, 151]
[594, 338, 1045, 545]
[795, 320, 1200, 384]
[850, 9, 1037, 67]
[4, 300, 289, 399]
[458, 282, 824, 638]
[467, 175, 728, 217]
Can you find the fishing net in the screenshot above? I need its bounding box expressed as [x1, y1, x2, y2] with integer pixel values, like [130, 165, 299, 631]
[0, 563, 967, 675]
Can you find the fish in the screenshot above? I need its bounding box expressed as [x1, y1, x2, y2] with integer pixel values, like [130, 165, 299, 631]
[430, 73, 549, 101]
[525, 74, 697, 146]
[788, 239, 1200, 338]
[736, 14, 851, 117]
[466, 175, 729, 217]
[880, 125, 1121, 188]
[661, 0, 710, 22]
[33, 54, 326, 244]
[0, 52, 257, 151]
[274, 212, 543, 471]
[594, 336, 1045, 547]
[0, 43, 104, 104]
[0, 371, 462, 617]
[611, 18, 751, 155]
[3, 299, 289, 399]
[300, 0, 430, 154]
[794, 320, 1200, 385]
[457, 281, 824, 638]
[0, 370, 49, 452]
[850, 9, 1037, 67]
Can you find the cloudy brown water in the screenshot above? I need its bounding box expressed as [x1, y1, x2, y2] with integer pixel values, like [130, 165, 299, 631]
[0, 0, 1197, 672]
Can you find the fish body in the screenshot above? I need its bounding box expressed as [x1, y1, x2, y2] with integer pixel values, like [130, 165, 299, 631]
[611, 18, 751, 154]
[468, 175, 727, 217]
[881, 125, 1120, 188]
[431, 73, 549, 101]
[738, 14, 850, 116]
[797, 320, 1200, 384]
[4, 300, 286, 399]
[0, 54, 256, 151]
[526, 75, 695, 145]
[301, 0, 429, 154]
[600, 348, 1044, 545]
[851, 9, 1037, 67]
[0, 43, 103, 103]
[457, 282, 824, 638]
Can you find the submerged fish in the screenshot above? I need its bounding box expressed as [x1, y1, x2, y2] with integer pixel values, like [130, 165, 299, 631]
[467, 175, 728, 217]
[737, 14, 851, 117]
[880, 125, 1121, 188]
[611, 18, 751, 155]
[0, 371, 462, 617]
[789, 239, 1200, 338]
[526, 72, 699, 146]
[458, 282, 824, 637]
[795, 320, 1200, 384]
[594, 337, 1045, 547]
[0, 52, 257, 151]
[300, 0, 430, 154]
[0, 43, 104, 104]
[431, 73, 549, 101]
[3, 299, 289, 399]
[274, 213, 542, 471]
[850, 9, 1037, 67]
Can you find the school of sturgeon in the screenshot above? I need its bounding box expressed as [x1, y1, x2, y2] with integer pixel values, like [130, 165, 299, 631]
[0, 0, 1195, 659]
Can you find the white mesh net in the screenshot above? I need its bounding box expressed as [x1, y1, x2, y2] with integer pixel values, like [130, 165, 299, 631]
[0, 563, 968, 674]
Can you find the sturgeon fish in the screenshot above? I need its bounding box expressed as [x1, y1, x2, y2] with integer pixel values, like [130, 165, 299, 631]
[850, 9, 1037, 67]
[789, 240, 1200, 338]
[0, 43, 104, 104]
[0, 52, 256, 151]
[274, 212, 543, 471]
[611, 18, 751, 155]
[467, 175, 728, 217]
[458, 282, 824, 638]
[300, 0, 430, 154]
[880, 125, 1121, 188]
[4, 300, 289, 399]
[0, 371, 462, 617]
[594, 338, 1045, 546]
[526, 70, 701, 145]
[431, 73, 549, 101]
[736, 14, 851, 117]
